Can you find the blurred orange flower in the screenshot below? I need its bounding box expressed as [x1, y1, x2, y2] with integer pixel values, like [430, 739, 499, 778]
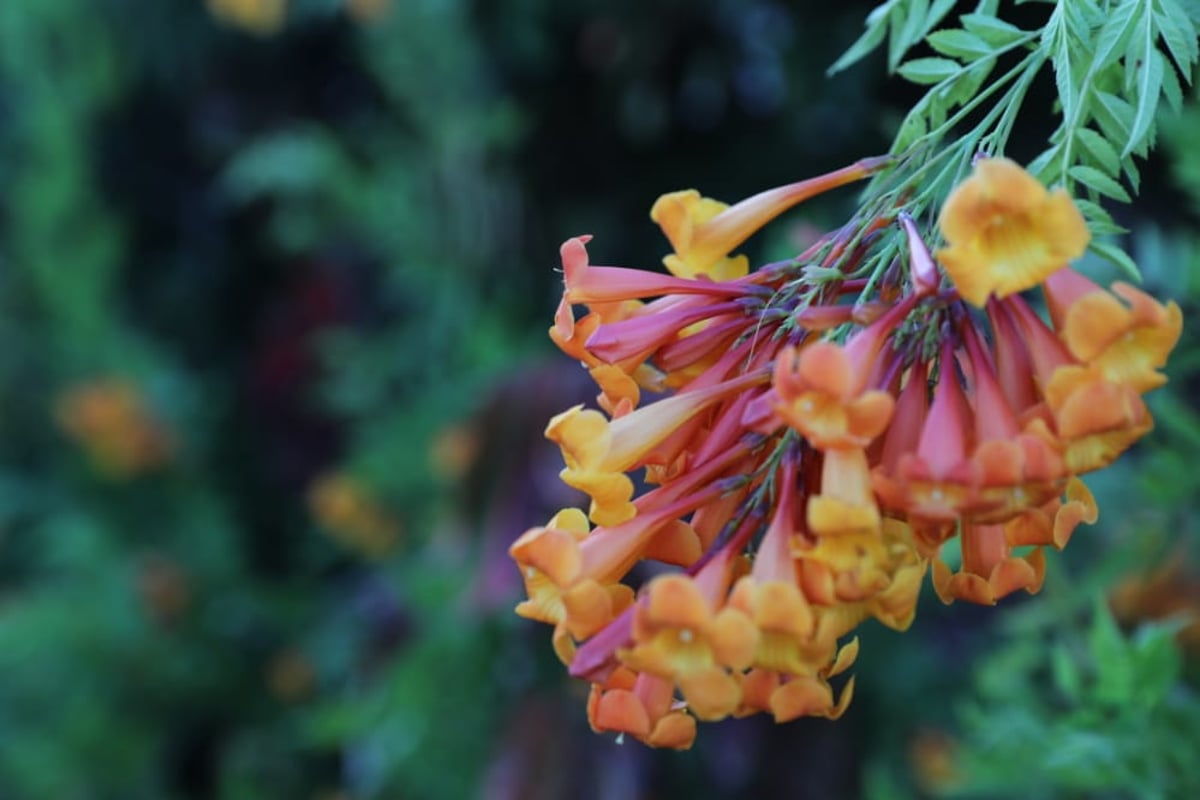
[910, 728, 960, 793]
[137, 553, 192, 625]
[429, 423, 479, 481]
[1110, 555, 1200, 655]
[206, 0, 287, 35]
[266, 648, 317, 703]
[346, 0, 390, 24]
[55, 379, 173, 478]
[308, 472, 401, 559]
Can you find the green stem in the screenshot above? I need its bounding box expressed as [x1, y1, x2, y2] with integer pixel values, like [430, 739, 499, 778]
[890, 31, 1041, 157]
[984, 50, 1049, 155]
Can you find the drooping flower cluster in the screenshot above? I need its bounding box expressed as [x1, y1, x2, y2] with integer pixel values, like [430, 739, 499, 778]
[510, 156, 1182, 748]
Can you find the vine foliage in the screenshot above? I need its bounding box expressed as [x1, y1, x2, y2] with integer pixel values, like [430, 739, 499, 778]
[833, 0, 1200, 278]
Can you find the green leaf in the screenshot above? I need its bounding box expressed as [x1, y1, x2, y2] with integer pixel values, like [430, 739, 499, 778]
[828, 0, 895, 75]
[898, 56, 962, 84]
[935, 57, 995, 111]
[1121, 151, 1142, 193]
[887, 0, 958, 72]
[1092, 90, 1136, 146]
[1092, 0, 1143, 71]
[1159, 49, 1185, 111]
[1051, 645, 1082, 701]
[927, 28, 993, 60]
[1044, 4, 1082, 134]
[1075, 198, 1128, 235]
[1075, 127, 1122, 176]
[1044, 733, 1120, 789]
[1130, 621, 1185, 705]
[1089, 239, 1142, 280]
[1070, 164, 1132, 201]
[890, 0, 930, 73]
[219, 127, 349, 203]
[926, 0, 959, 36]
[960, 12, 1026, 46]
[1026, 145, 1059, 182]
[1154, 0, 1200, 79]
[1088, 601, 1134, 706]
[1124, 12, 1164, 158]
[893, 111, 928, 152]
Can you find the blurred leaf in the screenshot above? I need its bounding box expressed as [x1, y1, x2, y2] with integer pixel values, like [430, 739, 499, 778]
[1071, 164, 1132, 202]
[926, 28, 992, 60]
[1089, 239, 1142, 280]
[898, 57, 962, 84]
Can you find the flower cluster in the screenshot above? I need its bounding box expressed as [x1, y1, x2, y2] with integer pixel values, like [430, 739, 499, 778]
[510, 156, 1181, 748]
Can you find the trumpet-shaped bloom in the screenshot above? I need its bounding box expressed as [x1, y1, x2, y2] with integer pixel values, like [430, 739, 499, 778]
[1004, 477, 1099, 550]
[865, 527, 927, 631]
[932, 523, 1046, 606]
[589, 364, 641, 417]
[771, 343, 895, 450]
[546, 372, 766, 525]
[900, 212, 941, 295]
[873, 346, 978, 521]
[651, 191, 752, 281]
[874, 334, 1067, 529]
[560, 235, 753, 305]
[620, 556, 758, 720]
[1044, 269, 1183, 393]
[724, 460, 841, 676]
[652, 157, 888, 280]
[807, 448, 884, 542]
[1043, 365, 1153, 474]
[510, 498, 712, 659]
[735, 646, 857, 723]
[937, 158, 1089, 307]
[551, 292, 660, 385]
[960, 325, 1068, 521]
[763, 293, 920, 446]
[509, 509, 635, 661]
[584, 296, 747, 367]
[587, 668, 697, 749]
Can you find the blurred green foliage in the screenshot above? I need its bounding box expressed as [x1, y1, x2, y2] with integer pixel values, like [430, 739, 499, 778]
[0, 0, 1197, 798]
[949, 604, 1200, 798]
